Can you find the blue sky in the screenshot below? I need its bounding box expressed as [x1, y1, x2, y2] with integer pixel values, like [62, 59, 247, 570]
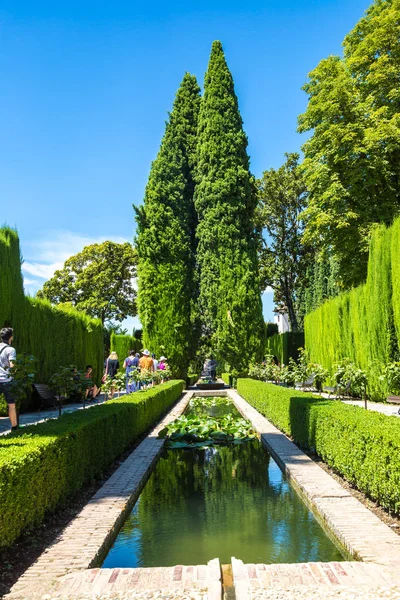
[0, 0, 369, 330]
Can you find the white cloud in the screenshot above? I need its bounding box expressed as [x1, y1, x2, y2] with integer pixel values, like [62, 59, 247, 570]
[24, 231, 130, 264]
[22, 261, 64, 279]
[263, 287, 274, 294]
[21, 230, 132, 295]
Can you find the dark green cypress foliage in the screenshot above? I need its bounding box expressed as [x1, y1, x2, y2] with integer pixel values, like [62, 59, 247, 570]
[135, 73, 201, 377]
[194, 41, 264, 371]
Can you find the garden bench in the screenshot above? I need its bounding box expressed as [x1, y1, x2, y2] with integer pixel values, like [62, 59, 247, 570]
[324, 380, 351, 400]
[387, 396, 400, 415]
[33, 383, 61, 412]
[295, 374, 316, 392]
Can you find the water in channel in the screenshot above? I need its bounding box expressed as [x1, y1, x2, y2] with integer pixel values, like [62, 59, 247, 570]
[103, 398, 344, 568]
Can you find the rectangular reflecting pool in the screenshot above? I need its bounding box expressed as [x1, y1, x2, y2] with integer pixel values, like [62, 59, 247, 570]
[103, 440, 344, 567]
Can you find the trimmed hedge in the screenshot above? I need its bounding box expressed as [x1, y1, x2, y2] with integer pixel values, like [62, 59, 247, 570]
[237, 378, 400, 515]
[0, 227, 104, 385]
[0, 380, 185, 548]
[110, 333, 141, 360]
[265, 332, 304, 365]
[305, 219, 400, 399]
[221, 373, 230, 385]
[187, 373, 198, 386]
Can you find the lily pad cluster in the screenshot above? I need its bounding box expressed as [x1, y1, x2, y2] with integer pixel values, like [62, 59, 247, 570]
[158, 412, 257, 449]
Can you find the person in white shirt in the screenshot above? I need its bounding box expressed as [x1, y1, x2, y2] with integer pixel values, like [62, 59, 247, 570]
[152, 353, 159, 371]
[0, 327, 18, 430]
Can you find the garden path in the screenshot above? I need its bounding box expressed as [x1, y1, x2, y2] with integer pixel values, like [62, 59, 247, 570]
[0, 393, 112, 436]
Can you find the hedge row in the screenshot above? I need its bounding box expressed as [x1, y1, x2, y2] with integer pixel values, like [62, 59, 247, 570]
[237, 378, 400, 515]
[0, 227, 104, 385]
[0, 380, 185, 548]
[110, 332, 142, 360]
[266, 332, 305, 365]
[221, 373, 230, 385]
[305, 218, 400, 399]
[187, 373, 198, 386]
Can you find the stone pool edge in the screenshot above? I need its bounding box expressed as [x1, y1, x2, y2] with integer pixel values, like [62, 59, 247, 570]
[228, 388, 400, 569]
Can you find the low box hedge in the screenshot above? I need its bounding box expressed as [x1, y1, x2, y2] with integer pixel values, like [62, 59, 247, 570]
[221, 373, 230, 385]
[187, 373, 198, 386]
[237, 378, 400, 515]
[0, 380, 184, 548]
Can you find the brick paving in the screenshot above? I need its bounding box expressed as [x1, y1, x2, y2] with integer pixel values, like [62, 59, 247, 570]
[6, 392, 194, 600]
[30, 560, 221, 600]
[232, 558, 400, 600]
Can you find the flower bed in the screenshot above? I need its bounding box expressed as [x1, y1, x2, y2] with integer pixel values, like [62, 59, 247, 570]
[0, 380, 184, 548]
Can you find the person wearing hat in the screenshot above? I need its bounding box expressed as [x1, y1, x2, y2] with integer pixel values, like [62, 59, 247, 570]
[159, 356, 168, 371]
[139, 349, 154, 372]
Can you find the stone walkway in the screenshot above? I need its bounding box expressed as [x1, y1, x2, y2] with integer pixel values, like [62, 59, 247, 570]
[0, 393, 128, 435]
[342, 398, 400, 417]
[314, 392, 400, 417]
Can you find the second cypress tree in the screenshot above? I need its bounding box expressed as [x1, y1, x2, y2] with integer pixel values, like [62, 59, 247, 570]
[195, 41, 265, 372]
[135, 73, 201, 377]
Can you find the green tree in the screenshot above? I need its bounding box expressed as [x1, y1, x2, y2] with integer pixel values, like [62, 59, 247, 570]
[299, 0, 400, 288]
[135, 73, 201, 377]
[37, 241, 137, 325]
[256, 153, 310, 331]
[194, 41, 264, 371]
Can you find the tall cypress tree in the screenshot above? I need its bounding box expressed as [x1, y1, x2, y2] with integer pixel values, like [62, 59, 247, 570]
[195, 41, 265, 371]
[135, 73, 200, 377]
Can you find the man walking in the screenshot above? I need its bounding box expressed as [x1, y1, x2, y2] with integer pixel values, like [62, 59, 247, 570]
[0, 327, 18, 430]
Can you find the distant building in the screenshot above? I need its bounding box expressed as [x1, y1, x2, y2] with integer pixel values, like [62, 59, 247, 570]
[274, 311, 291, 334]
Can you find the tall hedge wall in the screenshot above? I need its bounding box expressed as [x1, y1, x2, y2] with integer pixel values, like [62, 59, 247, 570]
[305, 219, 400, 399]
[110, 333, 141, 361]
[0, 380, 185, 548]
[237, 379, 400, 515]
[266, 332, 304, 365]
[0, 227, 103, 384]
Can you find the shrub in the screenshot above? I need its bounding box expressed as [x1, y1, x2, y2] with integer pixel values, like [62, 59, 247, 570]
[266, 322, 278, 338]
[237, 378, 400, 514]
[0, 380, 184, 548]
[305, 219, 400, 400]
[221, 373, 230, 386]
[110, 333, 141, 360]
[187, 373, 198, 386]
[0, 227, 104, 387]
[265, 332, 305, 365]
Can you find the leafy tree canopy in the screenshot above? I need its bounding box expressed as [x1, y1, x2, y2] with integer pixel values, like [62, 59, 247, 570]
[135, 73, 201, 377]
[299, 0, 400, 288]
[256, 153, 310, 331]
[37, 241, 137, 325]
[195, 41, 264, 369]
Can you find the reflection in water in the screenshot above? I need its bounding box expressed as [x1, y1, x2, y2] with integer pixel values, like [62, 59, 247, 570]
[103, 442, 344, 568]
[186, 397, 239, 418]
